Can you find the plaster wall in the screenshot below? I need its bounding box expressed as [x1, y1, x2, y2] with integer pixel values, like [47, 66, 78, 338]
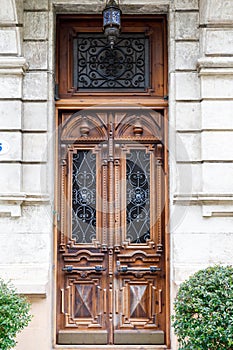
[0, 0, 232, 349]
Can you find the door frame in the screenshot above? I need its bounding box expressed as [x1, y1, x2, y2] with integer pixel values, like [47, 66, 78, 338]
[54, 13, 170, 349]
[53, 105, 170, 349]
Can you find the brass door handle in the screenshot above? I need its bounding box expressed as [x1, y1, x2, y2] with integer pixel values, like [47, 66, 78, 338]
[62, 265, 106, 273]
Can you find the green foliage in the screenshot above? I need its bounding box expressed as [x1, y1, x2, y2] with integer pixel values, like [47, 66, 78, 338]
[172, 265, 233, 350]
[0, 278, 32, 350]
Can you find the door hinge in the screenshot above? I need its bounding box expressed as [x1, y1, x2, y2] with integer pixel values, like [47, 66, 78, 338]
[55, 83, 60, 101]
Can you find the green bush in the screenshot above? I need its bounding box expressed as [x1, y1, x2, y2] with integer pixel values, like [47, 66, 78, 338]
[0, 278, 32, 350]
[172, 265, 233, 350]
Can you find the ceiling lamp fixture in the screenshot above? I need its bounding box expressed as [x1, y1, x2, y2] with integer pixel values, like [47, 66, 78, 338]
[103, 0, 122, 49]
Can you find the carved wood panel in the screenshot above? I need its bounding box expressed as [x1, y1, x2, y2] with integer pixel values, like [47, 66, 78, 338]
[116, 277, 159, 328]
[57, 109, 166, 345]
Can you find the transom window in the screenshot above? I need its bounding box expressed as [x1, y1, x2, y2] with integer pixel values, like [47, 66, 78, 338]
[73, 33, 150, 91]
[56, 15, 167, 98]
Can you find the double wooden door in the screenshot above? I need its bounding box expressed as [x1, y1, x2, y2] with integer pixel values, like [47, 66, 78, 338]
[57, 108, 167, 345]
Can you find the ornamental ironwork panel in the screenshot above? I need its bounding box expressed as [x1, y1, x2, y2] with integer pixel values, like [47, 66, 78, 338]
[126, 150, 150, 243]
[74, 33, 150, 91]
[72, 151, 96, 244]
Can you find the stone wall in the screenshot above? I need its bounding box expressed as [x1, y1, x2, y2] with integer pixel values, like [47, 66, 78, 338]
[0, 0, 52, 349]
[0, 0, 232, 349]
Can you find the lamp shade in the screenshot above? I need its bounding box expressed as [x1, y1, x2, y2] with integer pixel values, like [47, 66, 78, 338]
[103, 0, 121, 49]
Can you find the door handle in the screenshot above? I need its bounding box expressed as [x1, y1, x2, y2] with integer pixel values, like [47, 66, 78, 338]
[62, 265, 106, 273]
[117, 264, 161, 273]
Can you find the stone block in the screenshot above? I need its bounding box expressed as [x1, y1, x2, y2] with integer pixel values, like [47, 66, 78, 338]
[24, 41, 48, 70]
[0, 75, 21, 99]
[24, 12, 48, 40]
[15, 0, 24, 25]
[23, 102, 47, 131]
[202, 131, 233, 161]
[0, 233, 49, 264]
[0, 101, 22, 130]
[0, 205, 52, 234]
[22, 164, 47, 193]
[201, 75, 233, 99]
[23, 133, 47, 162]
[0, 28, 19, 55]
[202, 163, 233, 193]
[175, 12, 199, 40]
[204, 29, 233, 56]
[23, 72, 48, 101]
[170, 160, 192, 197]
[176, 132, 201, 161]
[0, 163, 21, 193]
[201, 101, 233, 130]
[173, 264, 210, 284]
[210, 233, 233, 264]
[0, 0, 17, 24]
[176, 102, 201, 131]
[175, 0, 198, 10]
[173, 233, 210, 264]
[200, 0, 233, 25]
[176, 72, 200, 101]
[175, 41, 199, 71]
[0, 264, 49, 292]
[24, 0, 48, 10]
[172, 206, 233, 234]
[176, 163, 202, 193]
[0, 132, 21, 161]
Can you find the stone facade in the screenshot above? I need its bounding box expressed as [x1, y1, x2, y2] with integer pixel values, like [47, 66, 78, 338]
[0, 0, 232, 349]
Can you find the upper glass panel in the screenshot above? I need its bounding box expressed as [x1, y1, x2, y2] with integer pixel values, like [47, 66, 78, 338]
[72, 151, 96, 244]
[126, 149, 150, 244]
[74, 33, 150, 91]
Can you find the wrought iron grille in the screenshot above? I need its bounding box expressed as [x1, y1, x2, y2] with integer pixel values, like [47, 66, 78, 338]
[74, 33, 150, 91]
[72, 151, 96, 244]
[126, 150, 150, 244]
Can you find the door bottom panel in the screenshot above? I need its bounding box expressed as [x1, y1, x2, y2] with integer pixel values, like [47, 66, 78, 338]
[55, 346, 167, 350]
[58, 331, 108, 345]
[114, 330, 164, 345]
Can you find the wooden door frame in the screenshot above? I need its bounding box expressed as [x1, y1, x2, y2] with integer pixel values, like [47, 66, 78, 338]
[54, 13, 170, 349]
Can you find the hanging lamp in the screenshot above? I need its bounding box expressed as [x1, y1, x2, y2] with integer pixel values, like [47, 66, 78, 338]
[103, 0, 122, 49]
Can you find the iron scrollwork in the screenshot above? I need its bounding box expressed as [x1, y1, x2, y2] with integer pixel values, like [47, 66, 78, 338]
[74, 33, 150, 90]
[72, 151, 96, 244]
[126, 150, 150, 244]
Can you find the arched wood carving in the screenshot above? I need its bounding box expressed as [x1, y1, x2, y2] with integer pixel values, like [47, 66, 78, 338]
[61, 111, 108, 142]
[115, 110, 163, 141]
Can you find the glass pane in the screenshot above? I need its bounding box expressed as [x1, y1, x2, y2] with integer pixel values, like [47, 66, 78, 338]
[126, 150, 150, 243]
[72, 151, 96, 243]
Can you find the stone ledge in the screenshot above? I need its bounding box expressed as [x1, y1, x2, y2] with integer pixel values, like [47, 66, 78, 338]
[53, 1, 169, 14]
[198, 57, 233, 75]
[16, 283, 47, 297]
[0, 56, 28, 75]
[0, 193, 50, 217]
[173, 193, 233, 217]
[0, 263, 49, 296]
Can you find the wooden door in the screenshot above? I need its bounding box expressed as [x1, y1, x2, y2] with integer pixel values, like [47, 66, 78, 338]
[57, 109, 167, 345]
